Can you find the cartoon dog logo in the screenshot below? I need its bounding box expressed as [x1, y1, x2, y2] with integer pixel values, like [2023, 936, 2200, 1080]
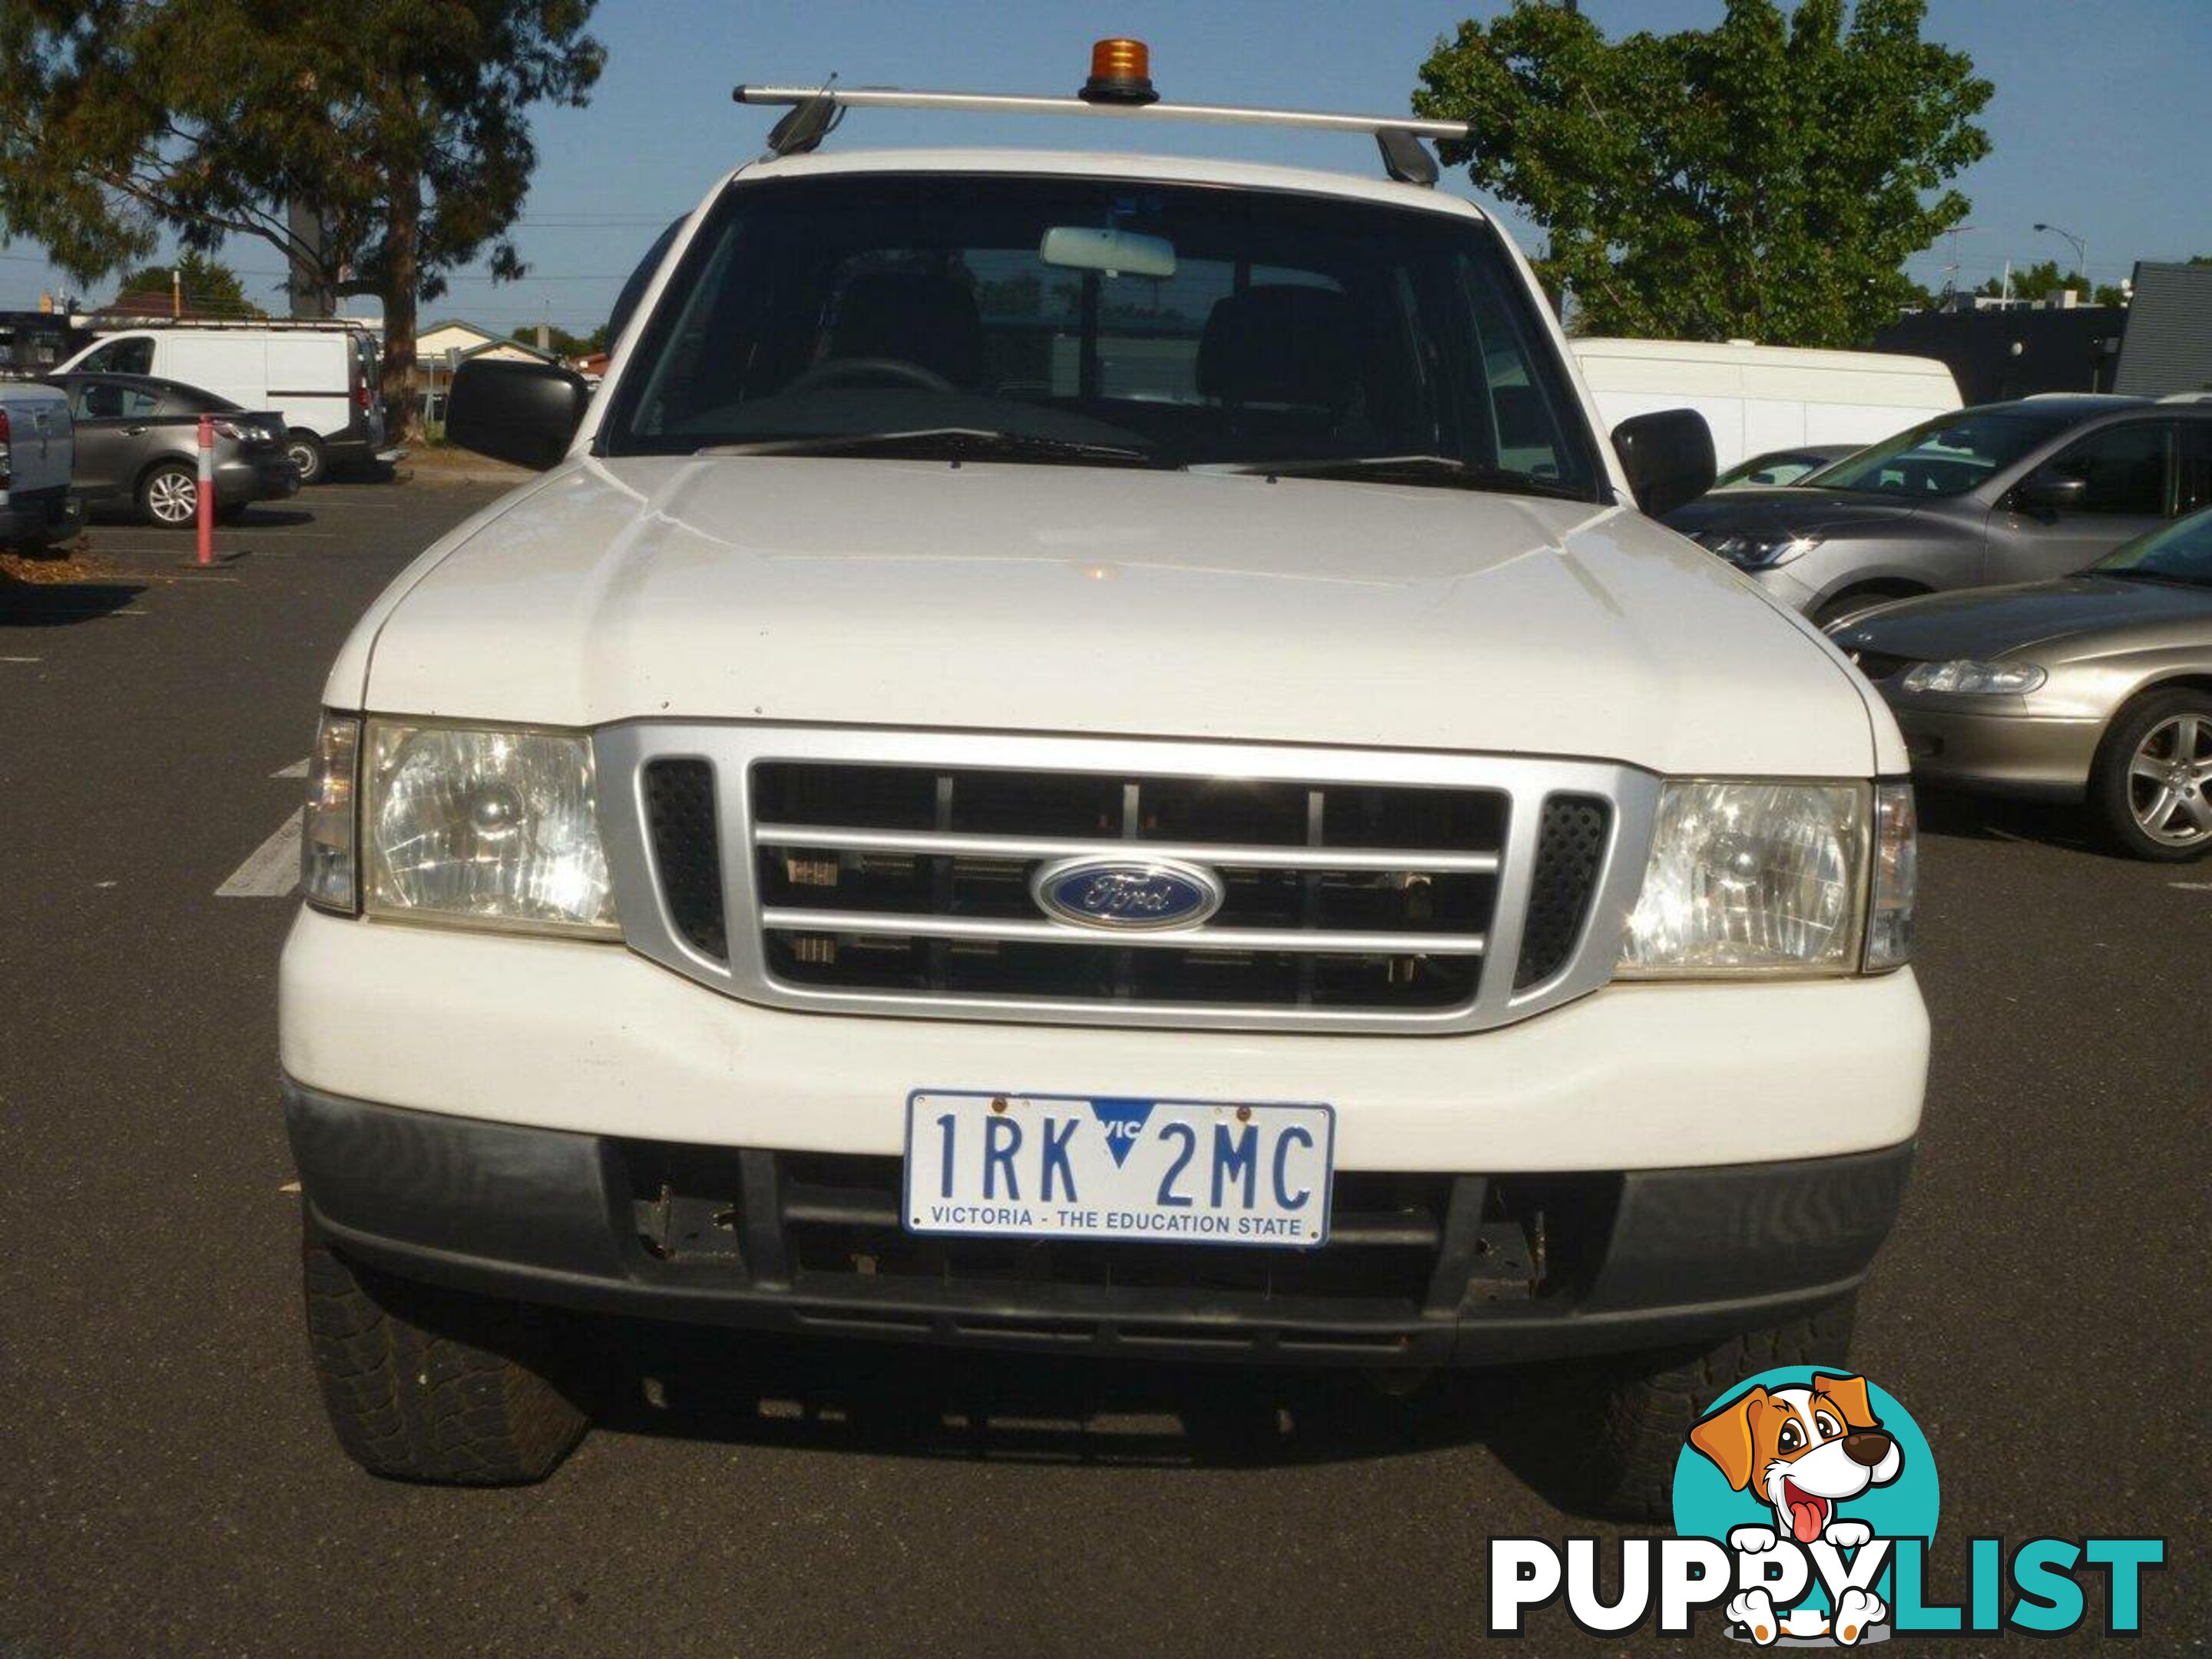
[1688, 1373, 1904, 1645]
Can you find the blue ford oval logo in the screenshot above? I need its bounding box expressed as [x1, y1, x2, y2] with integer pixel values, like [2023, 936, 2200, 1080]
[1031, 856, 1225, 932]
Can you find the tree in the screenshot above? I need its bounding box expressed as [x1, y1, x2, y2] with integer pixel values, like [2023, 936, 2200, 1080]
[0, 1, 604, 439]
[1973, 260, 2125, 307]
[1414, 0, 1992, 346]
[109, 250, 262, 317]
[524, 321, 609, 360]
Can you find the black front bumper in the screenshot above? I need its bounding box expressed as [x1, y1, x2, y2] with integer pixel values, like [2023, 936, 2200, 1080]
[286, 1083, 1913, 1369]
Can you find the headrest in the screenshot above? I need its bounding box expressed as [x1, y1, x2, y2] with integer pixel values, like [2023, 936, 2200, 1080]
[828, 273, 985, 387]
[1197, 284, 1361, 409]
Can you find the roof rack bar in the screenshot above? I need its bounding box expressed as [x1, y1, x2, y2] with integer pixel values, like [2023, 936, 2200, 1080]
[733, 84, 1472, 142]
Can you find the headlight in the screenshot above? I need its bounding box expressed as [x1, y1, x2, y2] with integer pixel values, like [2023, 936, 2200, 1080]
[1697, 531, 1821, 570]
[360, 720, 618, 936]
[1899, 658, 2046, 695]
[301, 712, 359, 912]
[1619, 781, 1866, 976]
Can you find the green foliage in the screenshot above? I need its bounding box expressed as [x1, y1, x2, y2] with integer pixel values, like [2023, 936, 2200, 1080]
[0, 1, 604, 435]
[1972, 260, 2125, 307]
[110, 250, 263, 317]
[523, 321, 609, 359]
[1414, 0, 1992, 346]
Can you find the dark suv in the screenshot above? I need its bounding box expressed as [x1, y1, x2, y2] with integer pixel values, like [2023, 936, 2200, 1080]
[1667, 396, 2212, 622]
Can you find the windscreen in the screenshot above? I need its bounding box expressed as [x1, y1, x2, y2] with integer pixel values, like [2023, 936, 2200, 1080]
[1814, 407, 2073, 498]
[2097, 506, 2212, 585]
[602, 171, 1602, 495]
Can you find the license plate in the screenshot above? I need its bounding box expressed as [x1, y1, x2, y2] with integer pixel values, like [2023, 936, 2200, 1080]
[904, 1091, 1335, 1248]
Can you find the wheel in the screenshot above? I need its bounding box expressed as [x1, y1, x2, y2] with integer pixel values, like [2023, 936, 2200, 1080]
[286, 429, 327, 485]
[302, 1225, 588, 1484]
[1562, 1296, 1857, 1521]
[137, 462, 200, 527]
[2090, 688, 2212, 861]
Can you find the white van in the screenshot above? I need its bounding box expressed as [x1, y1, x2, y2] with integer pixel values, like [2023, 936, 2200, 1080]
[57, 323, 385, 483]
[1571, 337, 1961, 475]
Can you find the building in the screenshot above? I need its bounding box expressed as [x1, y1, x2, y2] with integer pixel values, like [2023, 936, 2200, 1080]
[1872, 302, 2127, 403]
[413, 318, 563, 372]
[2112, 263, 2212, 398]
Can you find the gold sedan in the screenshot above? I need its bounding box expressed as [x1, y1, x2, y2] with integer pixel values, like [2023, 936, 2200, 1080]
[1830, 505, 2212, 860]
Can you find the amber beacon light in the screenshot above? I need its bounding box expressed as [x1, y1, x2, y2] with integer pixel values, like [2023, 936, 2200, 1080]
[1080, 38, 1159, 104]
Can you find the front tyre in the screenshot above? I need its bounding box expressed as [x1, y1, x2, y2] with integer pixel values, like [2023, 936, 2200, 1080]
[2091, 689, 2212, 861]
[302, 1224, 588, 1484]
[1574, 1296, 1857, 1521]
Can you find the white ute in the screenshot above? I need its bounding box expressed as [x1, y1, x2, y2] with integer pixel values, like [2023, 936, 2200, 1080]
[280, 45, 1928, 1505]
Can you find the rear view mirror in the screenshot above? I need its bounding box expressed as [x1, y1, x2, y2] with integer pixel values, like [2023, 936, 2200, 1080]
[2016, 468, 2089, 513]
[445, 359, 592, 471]
[1039, 226, 1177, 280]
[1611, 409, 1717, 520]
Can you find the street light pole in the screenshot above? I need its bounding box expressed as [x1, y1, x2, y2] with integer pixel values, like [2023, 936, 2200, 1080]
[2033, 222, 2089, 295]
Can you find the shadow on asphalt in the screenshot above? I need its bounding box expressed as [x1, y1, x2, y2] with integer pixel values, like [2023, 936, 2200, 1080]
[224, 505, 319, 528]
[1915, 785, 2099, 856]
[0, 578, 147, 627]
[576, 1321, 1619, 1514]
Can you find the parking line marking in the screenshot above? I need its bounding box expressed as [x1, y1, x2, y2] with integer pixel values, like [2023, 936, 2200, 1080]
[272, 758, 308, 779]
[217, 813, 302, 898]
[1, 655, 40, 663]
[2170, 881, 2212, 891]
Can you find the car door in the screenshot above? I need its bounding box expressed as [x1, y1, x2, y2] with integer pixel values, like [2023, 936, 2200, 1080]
[1986, 419, 2178, 585]
[65, 379, 164, 504]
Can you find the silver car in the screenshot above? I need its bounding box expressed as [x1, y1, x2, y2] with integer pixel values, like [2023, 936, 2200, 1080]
[1830, 505, 2212, 859]
[1670, 396, 2212, 623]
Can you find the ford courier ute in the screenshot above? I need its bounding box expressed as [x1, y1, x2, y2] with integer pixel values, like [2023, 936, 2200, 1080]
[280, 48, 1926, 1513]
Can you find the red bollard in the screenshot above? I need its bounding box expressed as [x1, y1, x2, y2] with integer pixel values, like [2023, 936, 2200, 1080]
[195, 412, 215, 566]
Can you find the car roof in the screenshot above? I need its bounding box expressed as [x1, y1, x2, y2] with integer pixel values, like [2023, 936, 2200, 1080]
[728, 147, 1492, 223]
[1980, 394, 2157, 420]
[52, 371, 238, 409]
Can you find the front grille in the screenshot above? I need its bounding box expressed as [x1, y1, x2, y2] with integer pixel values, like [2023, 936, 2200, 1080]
[600, 728, 1649, 1035]
[750, 762, 1503, 1014]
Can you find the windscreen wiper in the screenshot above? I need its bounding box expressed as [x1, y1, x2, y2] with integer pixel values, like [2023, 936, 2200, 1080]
[698, 428, 1161, 465]
[1197, 453, 1591, 502]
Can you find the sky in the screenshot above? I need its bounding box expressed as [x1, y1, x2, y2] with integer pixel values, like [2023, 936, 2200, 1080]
[3, 0, 2209, 336]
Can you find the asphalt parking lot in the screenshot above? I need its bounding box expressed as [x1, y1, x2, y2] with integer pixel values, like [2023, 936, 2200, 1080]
[2, 478, 2205, 1656]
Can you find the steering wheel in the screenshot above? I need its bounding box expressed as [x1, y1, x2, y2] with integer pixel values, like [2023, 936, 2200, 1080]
[785, 356, 958, 395]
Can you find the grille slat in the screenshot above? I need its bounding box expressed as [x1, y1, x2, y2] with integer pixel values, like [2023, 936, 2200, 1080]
[751, 823, 1503, 872]
[605, 729, 1644, 1035]
[760, 908, 1490, 955]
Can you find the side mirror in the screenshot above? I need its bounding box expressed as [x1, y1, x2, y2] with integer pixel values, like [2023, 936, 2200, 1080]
[1611, 409, 1717, 520]
[2015, 468, 2088, 514]
[445, 358, 591, 471]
